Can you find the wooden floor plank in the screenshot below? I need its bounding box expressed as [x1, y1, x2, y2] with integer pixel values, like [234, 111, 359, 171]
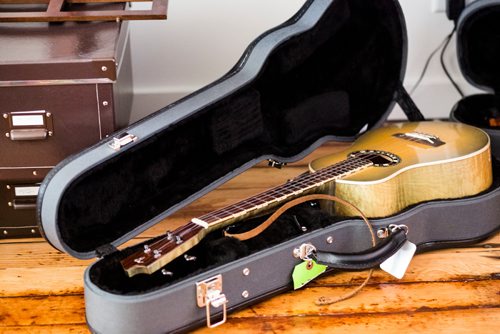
[0, 295, 85, 326]
[0, 325, 89, 334]
[3, 309, 498, 334]
[237, 280, 500, 317]
[1, 280, 498, 327]
[194, 308, 500, 334]
[0, 242, 92, 269]
[0, 267, 86, 297]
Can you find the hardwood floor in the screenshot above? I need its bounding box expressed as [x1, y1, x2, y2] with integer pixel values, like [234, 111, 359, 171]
[0, 142, 498, 333]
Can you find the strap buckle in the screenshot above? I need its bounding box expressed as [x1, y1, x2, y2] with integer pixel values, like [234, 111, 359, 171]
[377, 224, 409, 239]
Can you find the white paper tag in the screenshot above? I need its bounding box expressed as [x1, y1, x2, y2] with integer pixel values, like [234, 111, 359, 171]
[12, 114, 45, 127]
[14, 186, 40, 197]
[379, 240, 416, 279]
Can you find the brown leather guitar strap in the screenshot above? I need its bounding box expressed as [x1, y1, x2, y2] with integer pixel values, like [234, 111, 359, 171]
[224, 193, 376, 244]
[224, 194, 377, 305]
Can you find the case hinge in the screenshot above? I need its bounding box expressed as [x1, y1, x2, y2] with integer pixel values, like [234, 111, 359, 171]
[268, 159, 287, 169]
[95, 244, 118, 258]
[196, 274, 228, 328]
[108, 132, 137, 151]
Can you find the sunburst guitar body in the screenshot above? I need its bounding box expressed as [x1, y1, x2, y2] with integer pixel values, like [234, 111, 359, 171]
[309, 121, 493, 217]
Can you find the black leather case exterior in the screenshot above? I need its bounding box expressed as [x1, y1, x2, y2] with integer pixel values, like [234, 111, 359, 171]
[451, 0, 500, 158]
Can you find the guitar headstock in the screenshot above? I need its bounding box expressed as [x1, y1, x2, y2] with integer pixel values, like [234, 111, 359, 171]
[121, 226, 206, 277]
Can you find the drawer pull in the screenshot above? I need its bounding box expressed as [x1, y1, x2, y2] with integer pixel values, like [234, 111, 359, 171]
[9, 129, 48, 141]
[12, 199, 37, 210]
[3, 110, 54, 141]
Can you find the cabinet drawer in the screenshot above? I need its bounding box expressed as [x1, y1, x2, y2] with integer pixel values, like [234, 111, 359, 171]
[0, 180, 43, 238]
[0, 83, 116, 180]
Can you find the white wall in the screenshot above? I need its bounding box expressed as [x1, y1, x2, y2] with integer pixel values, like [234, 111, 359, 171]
[128, 0, 483, 123]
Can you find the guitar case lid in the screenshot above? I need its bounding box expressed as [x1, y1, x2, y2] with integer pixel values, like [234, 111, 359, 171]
[37, 0, 408, 259]
[452, 0, 500, 158]
[456, 0, 500, 92]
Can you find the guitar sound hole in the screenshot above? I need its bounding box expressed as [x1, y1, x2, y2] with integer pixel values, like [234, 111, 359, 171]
[369, 155, 396, 166]
[348, 150, 400, 167]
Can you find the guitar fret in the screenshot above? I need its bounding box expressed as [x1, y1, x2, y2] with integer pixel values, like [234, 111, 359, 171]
[286, 183, 302, 191]
[263, 188, 289, 198]
[251, 194, 273, 203]
[230, 201, 251, 210]
[215, 208, 238, 217]
[195, 157, 372, 227]
[200, 212, 226, 223]
[277, 187, 295, 195]
[232, 202, 253, 210]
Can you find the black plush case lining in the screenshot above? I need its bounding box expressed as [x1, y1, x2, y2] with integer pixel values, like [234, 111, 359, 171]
[452, 0, 500, 157]
[40, 0, 405, 254]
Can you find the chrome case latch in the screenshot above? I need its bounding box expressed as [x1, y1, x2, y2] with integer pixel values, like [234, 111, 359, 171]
[196, 274, 228, 328]
[108, 132, 137, 151]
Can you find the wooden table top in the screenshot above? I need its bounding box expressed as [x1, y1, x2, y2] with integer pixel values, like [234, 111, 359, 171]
[0, 142, 499, 333]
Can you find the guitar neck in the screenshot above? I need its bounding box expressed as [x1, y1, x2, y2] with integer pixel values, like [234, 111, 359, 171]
[196, 156, 372, 230]
[121, 156, 373, 277]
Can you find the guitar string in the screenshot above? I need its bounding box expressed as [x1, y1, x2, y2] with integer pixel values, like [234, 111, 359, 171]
[197, 156, 374, 222]
[139, 154, 380, 261]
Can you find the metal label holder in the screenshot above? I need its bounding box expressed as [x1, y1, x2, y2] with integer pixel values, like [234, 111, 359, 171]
[3, 110, 54, 141]
[6, 183, 40, 211]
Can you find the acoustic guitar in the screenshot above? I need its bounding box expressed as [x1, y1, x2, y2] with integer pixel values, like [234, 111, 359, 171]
[121, 121, 492, 277]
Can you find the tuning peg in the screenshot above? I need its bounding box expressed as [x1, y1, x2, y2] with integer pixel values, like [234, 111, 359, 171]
[184, 254, 197, 262]
[161, 269, 173, 276]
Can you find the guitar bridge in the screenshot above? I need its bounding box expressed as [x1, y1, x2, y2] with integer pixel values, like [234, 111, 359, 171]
[393, 132, 445, 147]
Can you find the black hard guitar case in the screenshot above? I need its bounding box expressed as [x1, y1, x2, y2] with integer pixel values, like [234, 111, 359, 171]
[37, 0, 500, 333]
[450, 0, 500, 158]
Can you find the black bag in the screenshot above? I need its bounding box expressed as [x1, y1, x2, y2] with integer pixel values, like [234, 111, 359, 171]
[449, 0, 500, 158]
